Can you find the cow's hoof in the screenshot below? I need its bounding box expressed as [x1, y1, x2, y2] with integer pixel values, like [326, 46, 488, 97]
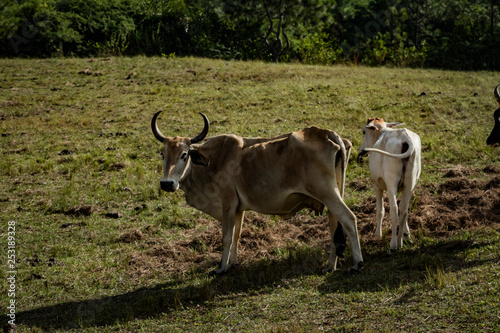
[350, 261, 364, 273]
[388, 248, 399, 255]
[335, 243, 346, 259]
[209, 268, 227, 277]
[403, 234, 413, 245]
[322, 266, 335, 274]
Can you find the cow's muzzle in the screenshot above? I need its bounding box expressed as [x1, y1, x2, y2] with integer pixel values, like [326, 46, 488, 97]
[160, 180, 178, 192]
[357, 150, 368, 164]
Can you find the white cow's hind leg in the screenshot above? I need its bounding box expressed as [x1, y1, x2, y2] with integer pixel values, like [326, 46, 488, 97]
[386, 187, 400, 251]
[398, 188, 413, 244]
[374, 185, 385, 238]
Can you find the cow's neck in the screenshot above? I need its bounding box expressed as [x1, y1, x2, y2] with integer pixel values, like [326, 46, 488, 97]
[178, 163, 216, 216]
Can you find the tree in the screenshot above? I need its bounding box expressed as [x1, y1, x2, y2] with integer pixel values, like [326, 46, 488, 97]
[263, 0, 290, 62]
[0, 0, 22, 40]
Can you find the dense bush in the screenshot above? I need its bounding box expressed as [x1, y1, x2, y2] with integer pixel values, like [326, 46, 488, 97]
[1, 0, 499, 70]
[1, 0, 138, 57]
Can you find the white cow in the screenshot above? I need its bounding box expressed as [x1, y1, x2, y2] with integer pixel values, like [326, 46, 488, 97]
[358, 118, 421, 251]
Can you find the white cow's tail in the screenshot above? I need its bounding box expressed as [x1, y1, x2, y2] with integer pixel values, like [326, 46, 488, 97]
[364, 135, 415, 160]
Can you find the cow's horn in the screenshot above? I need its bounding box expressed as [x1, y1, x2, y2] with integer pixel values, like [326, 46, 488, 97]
[151, 111, 167, 143]
[495, 85, 500, 105]
[190, 113, 210, 144]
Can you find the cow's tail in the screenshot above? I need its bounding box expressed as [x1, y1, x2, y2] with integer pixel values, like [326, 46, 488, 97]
[339, 139, 351, 199]
[329, 131, 347, 198]
[329, 131, 349, 258]
[364, 134, 414, 160]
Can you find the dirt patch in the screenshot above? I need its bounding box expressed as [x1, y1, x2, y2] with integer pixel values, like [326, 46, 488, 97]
[120, 229, 144, 243]
[78, 68, 103, 76]
[483, 164, 500, 174]
[127, 168, 500, 277]
[442, 165, 476, 178]
[127, 215, 332, 278]
[354, 170, 500, 239]
[64, 205, 93, 217]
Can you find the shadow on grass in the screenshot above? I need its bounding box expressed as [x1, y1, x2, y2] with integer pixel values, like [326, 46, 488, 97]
[319, 235, 496, 294]
[19, 231, 498, 330]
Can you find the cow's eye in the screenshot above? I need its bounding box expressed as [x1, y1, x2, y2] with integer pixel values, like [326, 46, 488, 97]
[180, 152, 188, 160]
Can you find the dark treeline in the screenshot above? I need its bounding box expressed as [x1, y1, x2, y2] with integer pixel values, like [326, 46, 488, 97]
[1, 0, 499, 70]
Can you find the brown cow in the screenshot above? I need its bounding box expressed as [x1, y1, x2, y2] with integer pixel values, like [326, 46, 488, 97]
[152, 112, 363, 274]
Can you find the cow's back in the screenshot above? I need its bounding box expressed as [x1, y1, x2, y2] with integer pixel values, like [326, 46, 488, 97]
[182, 128, 343, 218]
[239, 126, 342, 183]
[369, 128, 421, 191]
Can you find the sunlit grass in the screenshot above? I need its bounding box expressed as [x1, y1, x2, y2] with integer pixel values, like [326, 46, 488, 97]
[0, 57, 499, 332]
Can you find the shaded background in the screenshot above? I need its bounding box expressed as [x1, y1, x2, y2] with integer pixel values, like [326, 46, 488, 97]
[1, 0, 500, 70]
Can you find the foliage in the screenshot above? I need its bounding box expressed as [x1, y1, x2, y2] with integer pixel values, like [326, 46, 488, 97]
[294, 32, 344, 64]
[0, 0, 23, 40]
[0, 0, 137, 57]
[0, 0, 499, 68]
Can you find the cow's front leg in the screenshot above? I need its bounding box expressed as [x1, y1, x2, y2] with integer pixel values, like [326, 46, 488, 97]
[214, 203, 238, 275]
[229, 211, 245, 266]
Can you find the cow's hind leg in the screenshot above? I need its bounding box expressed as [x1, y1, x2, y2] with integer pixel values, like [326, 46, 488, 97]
[398, 187, 413, 244]
[323, 191, 364, 272]
[333, 221, 346, 259]
[386, 186, 401, 251]
[374, 184, 385, 239]
[323, 211, 342, 273]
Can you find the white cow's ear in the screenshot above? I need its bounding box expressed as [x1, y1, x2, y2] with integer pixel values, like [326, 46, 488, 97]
[366, 124, 378, 131]
[386, 122, 404, 128]
[190, 149, 210, 166]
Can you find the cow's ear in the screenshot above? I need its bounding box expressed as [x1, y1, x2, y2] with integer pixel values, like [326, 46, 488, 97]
[189, 149, 210, 166]
[366, 124, 378, 131]
[386, 122, 404, 128]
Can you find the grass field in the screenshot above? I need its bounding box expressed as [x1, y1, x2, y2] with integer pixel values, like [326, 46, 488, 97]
[1, 56, 500, 332]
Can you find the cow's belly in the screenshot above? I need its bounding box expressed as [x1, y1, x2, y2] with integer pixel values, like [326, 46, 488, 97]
[185, 176, 323, 221]
[238, 191, 312, 216]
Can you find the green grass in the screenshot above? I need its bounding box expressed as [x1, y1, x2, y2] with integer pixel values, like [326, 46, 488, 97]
[0, 56, 499, 332]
